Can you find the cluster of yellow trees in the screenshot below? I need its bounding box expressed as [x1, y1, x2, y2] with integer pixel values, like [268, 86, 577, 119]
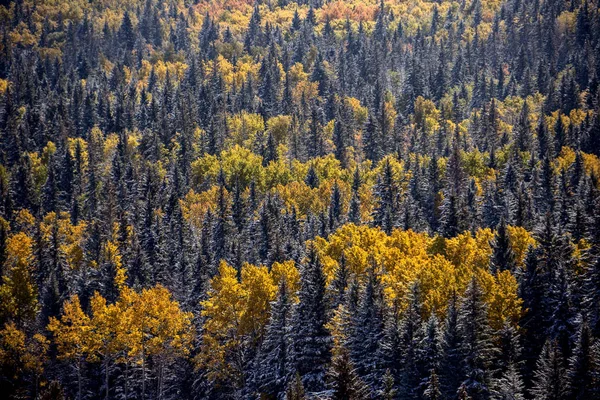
[317, 224, 533, 326]
[197, 223, 534, 382]
[0, 212, 193, 398]
[197, 260, 299, 384]
[48, 286, 194, 399]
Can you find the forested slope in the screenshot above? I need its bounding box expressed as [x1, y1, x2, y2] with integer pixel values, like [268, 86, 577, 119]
[1, 0, 600, 399]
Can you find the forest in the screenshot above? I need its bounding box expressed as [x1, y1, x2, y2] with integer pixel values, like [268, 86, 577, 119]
[0, 0, 599, 399]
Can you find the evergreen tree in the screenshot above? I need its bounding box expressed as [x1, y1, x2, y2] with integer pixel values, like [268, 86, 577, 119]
[398, 282, 425, 400]
[565, 320, 600, 400]
[348, 264, 385, 386]
[490, 218, 517, 274]
[373, 159, 399, 234]
[440, 294, 464, 399]
[458, 278, 496, 400]
[490, 364, 525, 400]
[327, 346, 370, 400]
[256, 278, 293, 397]
[286, 373, 306, 400]
[379, 369, 397, 400]
[531, 340, 568, 400]
[290, 244, 332, 393]
[423, 369, 442, 400]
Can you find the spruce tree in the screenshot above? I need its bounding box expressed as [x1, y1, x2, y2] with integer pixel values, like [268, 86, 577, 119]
[490, 218, 517, 273]
[256, 278, 293, 397]
[373, 159, 399, 234]
[290, 244, 332, 393]
[490, 364, 525, 400]
[327, 346, 370, 400]
[423, 369, 442, 400]
[379, 369, 397, 400]
[348, 264, 385, 386]
[286, 373, 306, 400]
[398, 282, 425, 400]
[531, 340, 568, 400]
[440, 294, 464, 399]
[565, 320, 600, 400]
[458, 278, 496, 400]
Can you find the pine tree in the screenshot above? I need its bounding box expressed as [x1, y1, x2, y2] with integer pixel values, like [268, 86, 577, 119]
[584, 253, 600, 336]
[379, 298, 403, 388]
[348, 167, 362, 225]
[379, 369, 397, 400]
[421, 314, 442, 390]
[440, 294, 464, 399]
[307, 105, 324, 159]
[490, 218, 517, 274]
[398, 282, 425, 400]
[290, 244, 332, 393]
[423, 369, 442, 400]
[458, 278, 496, 400]
[364, 114, 382, 162]
[495, 321, 522, 376]
[328, 346, 370, 400]
[490, 364, 525, 400]
[256, 278, 293, 397]
[305, 165, 320, 189]
[119, 11, 136, 51]
[328, 182, 344, 232]
[547, 265, 577, 358]
[531, 340, 568, 400]
[348, 264, 385, 386]
[212, 171, 231, 265]
[286, 373, 306, 400]
[328, 253, 349, 309]
[373, 159, 399, 234]
[515, 101, 532, 153]
[565, 320, 600, 400]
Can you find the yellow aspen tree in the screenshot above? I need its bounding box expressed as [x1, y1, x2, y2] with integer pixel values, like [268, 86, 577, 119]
[240, 264, 276, 345]
[197, 261, 248, 385]
[0, 232, 38, 325]
[111, 287, 140, 399]
[47, 295, 91, 400]
[197, 261, 278, 388]
[484, 270, 524, 330]
[89, 292, 120, 400]
[0, 322, 48, 397]
[134, 285, 194, 400]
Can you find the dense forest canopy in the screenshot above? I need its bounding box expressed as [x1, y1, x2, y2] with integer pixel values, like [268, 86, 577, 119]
[0, 0, 600, 399]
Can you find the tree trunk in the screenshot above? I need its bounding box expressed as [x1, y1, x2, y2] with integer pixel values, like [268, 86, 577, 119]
[104, 356, 110, 400]
[77, 358, 83, 400]
[141, 349, 146, 400]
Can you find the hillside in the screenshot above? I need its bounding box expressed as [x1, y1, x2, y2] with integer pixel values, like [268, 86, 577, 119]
[1, 0, 600, 399]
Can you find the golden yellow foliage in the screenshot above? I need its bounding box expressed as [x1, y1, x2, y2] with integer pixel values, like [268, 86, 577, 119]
[0, 232, 37, 323]
[267, 115, 292, 145]
[197, 259, 300, 382]
[49, 286, 193, 369]
[0, 322, 48, 380]
[0, 79, 8, 94]
[40, 212, 88, 270]
[47, 295, 91, 361]
[315, 225, 521, 325]
[483, 270, 523, 330]
[414, 96, 440, 134]
[270, 260, 300, 298]
[101, 241, 127, 291]
[227, 112, 265, 148]
[507, 225, 536, 267]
